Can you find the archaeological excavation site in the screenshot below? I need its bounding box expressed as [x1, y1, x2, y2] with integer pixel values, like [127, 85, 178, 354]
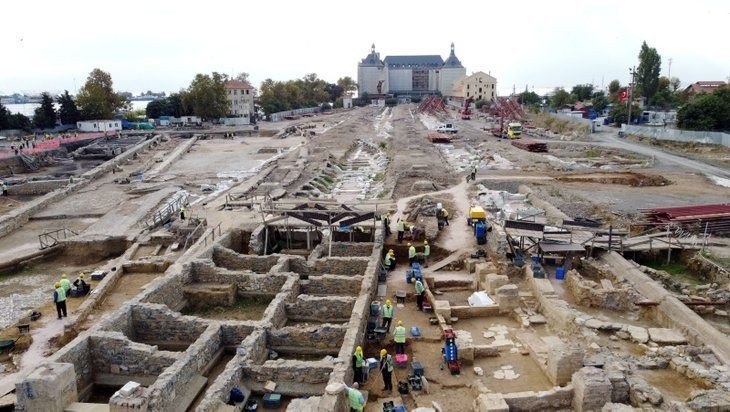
[0, 101, 729, 412]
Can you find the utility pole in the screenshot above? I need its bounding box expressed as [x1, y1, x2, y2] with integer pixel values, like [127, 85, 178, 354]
[627, 66, 636, 126]
[668, 58, 673, 79]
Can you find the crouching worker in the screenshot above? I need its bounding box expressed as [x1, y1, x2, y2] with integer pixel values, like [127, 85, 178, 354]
[342, 382, 366, 412]
[72, 273, 91, 297]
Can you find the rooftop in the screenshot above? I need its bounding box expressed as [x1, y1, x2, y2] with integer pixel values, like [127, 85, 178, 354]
[384, 55, 444, 68]
[225, 80, 253, 90]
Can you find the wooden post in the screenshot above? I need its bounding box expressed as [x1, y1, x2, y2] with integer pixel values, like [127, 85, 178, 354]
[306, 228, 311, 250]
[608, 225, 613, 252]
[263, 225, 269, 255]
[667, 239, 672, 264]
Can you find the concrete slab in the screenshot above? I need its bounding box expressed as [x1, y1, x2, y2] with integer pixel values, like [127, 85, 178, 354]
[647, 328, 687, 344]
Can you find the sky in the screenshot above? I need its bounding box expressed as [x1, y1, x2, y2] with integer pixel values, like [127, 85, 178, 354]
[1, 0, 729, 97]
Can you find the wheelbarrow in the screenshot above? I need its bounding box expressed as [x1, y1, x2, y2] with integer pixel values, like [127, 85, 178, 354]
[0, 337, 20, 354]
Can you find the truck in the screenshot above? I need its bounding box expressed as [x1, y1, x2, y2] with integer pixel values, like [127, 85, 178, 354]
[506, 122, 522, 139]
[488, 121, 522, 139]
[460, 97, 473, 120]
[436, 123, 458, 134]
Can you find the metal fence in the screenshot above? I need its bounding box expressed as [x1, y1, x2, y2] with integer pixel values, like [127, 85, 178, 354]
[269, 107, 320, 122]
[622, 125, 730, 147]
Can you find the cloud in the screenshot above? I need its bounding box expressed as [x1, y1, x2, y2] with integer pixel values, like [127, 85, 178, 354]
[1, 0, 728, 95]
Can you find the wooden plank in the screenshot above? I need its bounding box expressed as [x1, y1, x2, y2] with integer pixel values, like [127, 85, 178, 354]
[287, 213, 322, 227]
[339, 212, 375, 227]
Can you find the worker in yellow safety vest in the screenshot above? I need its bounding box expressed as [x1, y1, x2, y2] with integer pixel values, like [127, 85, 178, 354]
[179, 207, 187, 220]
[387, 249, 396, 271]
[442, 208, 449, 226]
[394, 320, 406, 354]
[423, 240, 430, 268]
[383, 252, 392, 271]
[54, 281, 67, 319]
[408, 242, 416, 265]
[342, 383, 366, 412]
[379, 349, 394, 392]
[381, 299, 394, 330]
[396, 218, 405, 243]
[352, 346, 364, 384]
[415, 278, 425, 310]
[59, 274, 72, 294]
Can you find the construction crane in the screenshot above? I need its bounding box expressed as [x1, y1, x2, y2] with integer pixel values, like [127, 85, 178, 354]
[486, 97, 524, 139]
[460, 97, 473, 120]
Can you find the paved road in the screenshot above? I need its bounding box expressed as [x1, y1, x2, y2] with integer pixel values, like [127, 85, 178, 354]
[590, 130, 730, 179]
[523, 128, 730, 179]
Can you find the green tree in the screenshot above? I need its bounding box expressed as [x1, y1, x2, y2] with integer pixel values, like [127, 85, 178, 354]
[550, 88, 573, 108]
[610, 103, 642, 126]
[145, 92, 188, 118]
[145, 98, 167, 119]
[0, 103, 10, 130]
[56, 90, 80, 125]
[76, 68, 127, 119]
[33, 92, 57, 129]
[234, 72, 250, 83]
[257, 74, 332, 115]
[185, 72, 229, 119]
[608, 80, 621, 94]
[651, 77, 674, 110]
[123, 109, 145, 122]
[677, 86, 730, 131]
[356, 92, 370, 107]
[336, 76, 358, 94]
[517, 91, 541, 105]
[591, 91, 608, 112]
[669, 77, 681, 92]
[325, 83, 344, 102]
[636, 41, 662, 104]
[570, 84, 594, 101]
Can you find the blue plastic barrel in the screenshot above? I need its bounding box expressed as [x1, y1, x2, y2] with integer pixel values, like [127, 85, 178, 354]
[556, 266, 565, 280]
[531, 255, 540, 263]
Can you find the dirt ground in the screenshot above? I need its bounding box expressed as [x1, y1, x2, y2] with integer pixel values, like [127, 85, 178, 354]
[0, 102, 729, 408]
[627, 135, 730, 168]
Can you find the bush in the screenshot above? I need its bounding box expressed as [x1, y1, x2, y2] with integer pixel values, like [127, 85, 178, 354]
[610, 103, 642, 126]
[677, 86, 730, 131]
[411, 96, 422, 103]
[385, 98, 398, 107]
[321, 102, 332, 111]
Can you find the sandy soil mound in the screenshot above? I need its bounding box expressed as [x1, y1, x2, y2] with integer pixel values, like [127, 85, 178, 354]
[555, 171, 671, 187]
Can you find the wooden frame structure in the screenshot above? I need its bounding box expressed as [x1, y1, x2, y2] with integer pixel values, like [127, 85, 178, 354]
[258, 200, 384, 257]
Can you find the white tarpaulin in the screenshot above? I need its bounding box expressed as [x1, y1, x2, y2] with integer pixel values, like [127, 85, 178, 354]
[468, 291, 495, 307]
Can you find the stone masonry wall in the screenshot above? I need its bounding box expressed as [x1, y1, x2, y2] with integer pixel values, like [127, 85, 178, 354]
[285, 295, 355, 322]
[268, 324, 347, 354]
[89, 333, 179, 378]
[219, 322, 256, 347]
[501, 385, 574, 411]
[147, 323, 222, 411]
[313, 256, 370, 276]
[300, 274, 363, 296]
[8, 179, 67, 196]
[126, 304, 208, 344]
[317, 226, 383, 411]
[242, 360, 334, 395]
[211, 245, 279, 272]
[565, 269, 637, 311]
[326, 242, 375, 257]
[47, 336, 93, 394]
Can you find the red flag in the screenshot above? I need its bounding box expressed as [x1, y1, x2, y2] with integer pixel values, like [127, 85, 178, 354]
[619, 90, 627, 101]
